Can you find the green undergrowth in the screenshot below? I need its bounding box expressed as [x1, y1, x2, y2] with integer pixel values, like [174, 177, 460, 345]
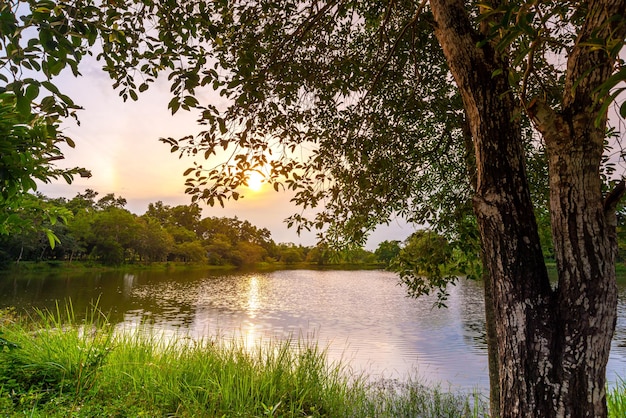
[0, 305, 486, 417]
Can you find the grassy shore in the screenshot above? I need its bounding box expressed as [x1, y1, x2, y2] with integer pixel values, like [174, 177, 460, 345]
[1, 307, 625, 417]
[0, 305, 487, 417]
[0, 260, 239, 275]
[0, 260, 385, 276]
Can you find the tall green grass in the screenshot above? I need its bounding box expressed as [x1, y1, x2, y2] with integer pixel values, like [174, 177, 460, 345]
[0, 304, 486, 417]
[608, 377, 626, 418]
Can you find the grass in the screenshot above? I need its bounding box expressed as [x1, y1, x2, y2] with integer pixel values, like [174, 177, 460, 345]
[608, 378, 626, 418]
[5, 304, 624, 417]
[0, 305, 486, 417]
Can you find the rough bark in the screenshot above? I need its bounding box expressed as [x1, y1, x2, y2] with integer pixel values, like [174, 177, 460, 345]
[481, 248, 501, 417]
[463, 110, 500, 417]
[430, 0, 626, 416]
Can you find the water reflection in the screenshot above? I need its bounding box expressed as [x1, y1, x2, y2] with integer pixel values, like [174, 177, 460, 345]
[247, 275, 260, 318]
[122, 273, 135, 299]
[1, 268, 625, 391]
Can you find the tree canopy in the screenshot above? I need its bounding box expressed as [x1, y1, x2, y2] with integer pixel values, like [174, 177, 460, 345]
[0, 0, 94, 239]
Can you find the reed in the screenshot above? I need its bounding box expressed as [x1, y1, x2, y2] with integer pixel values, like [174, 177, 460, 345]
[1, 304, 487, 417]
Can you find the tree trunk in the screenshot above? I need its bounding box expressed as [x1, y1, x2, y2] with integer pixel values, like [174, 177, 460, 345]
[481, 248, 500, 418]
[16, 245, 23, 264]
[431, 0, 626, 416]
[463, 108, 500, 418]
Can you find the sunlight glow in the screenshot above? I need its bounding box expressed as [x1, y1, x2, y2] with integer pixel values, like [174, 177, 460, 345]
[247, 171, 265, 192]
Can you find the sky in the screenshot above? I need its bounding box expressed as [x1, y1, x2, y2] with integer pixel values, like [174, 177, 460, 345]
[38, 58, 416, 249]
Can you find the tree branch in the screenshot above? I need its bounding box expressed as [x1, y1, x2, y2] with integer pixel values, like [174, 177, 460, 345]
[563, 0, 626, 113]
[367, 0, 429, 96]
[604, 179, 626, 213]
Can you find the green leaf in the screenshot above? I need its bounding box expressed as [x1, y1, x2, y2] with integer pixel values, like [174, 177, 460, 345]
[41, 81, 61, 95]
[15, 95, 30, 115]
[168, 97, 180, 114]
[45, 229, 59, 249]
[25, 83, 40, 101]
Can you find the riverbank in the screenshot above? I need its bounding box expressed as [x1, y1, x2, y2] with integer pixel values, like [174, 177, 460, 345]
[1, 300, 625, 416]
[0, 260, 385, 276]
[0, 306, 485, 417]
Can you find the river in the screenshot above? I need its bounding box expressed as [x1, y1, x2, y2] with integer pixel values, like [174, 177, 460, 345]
[1, 268, 625, 391]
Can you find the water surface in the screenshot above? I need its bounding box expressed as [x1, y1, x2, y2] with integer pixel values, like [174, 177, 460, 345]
[1, 268, 625, 391]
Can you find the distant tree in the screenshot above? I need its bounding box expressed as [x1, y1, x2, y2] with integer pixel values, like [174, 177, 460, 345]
[277, 243, 305, 264]
[164, 222, 205, 262]
[305, 244, 334, 265]
[204, 232, 234, 265]
[136, 216, 174, 262]
[169, 204, 202, 232]
[165, 224, 197, 245]
[145, 201, 172, 225]
[90, 207, 139, 265]
[374, 240, 402, 266]
[66, 190, 99, 215]
[96, 193, 127, 210]
[341, 246, 377, 264]
[65, 209, 94, 261]
[172, 241, 206, 263]
[232, 241, 266, 266]
[198, 216, 275, 264]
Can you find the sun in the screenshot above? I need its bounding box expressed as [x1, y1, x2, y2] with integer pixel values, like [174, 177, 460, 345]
[247, 171, 265, 192]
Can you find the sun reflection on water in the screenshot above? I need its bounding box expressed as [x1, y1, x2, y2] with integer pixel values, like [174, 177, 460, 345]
[247, 275, 260, 318]
[242, 275, 261, 349]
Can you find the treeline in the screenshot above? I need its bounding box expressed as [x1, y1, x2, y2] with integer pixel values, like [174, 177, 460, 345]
[0, 190, 379, 268]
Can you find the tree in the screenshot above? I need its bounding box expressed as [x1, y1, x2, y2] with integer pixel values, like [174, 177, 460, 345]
[171, 240, 206, 263]
[0, 1, 93, 237]
[429, 3, 626, 416]
[16, 0, 626, 415]
[96, 193, 128, 210]
[277, 243, 306, 264]
[90, 207, 140, 265]
[232, 241, 266, 266]
[0, 192, 72, 257]
[136, 216, 174, 262]
[145, 201, 172, 225]
[168, 204, 202, 232]
[374, 240, 402, 266]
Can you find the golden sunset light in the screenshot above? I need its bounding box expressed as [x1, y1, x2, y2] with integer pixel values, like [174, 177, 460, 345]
[246, 171, 265, 192]
[20, 37, 413, 250]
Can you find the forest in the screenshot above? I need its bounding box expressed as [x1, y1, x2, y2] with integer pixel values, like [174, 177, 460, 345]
[0, 189, 379, 268]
